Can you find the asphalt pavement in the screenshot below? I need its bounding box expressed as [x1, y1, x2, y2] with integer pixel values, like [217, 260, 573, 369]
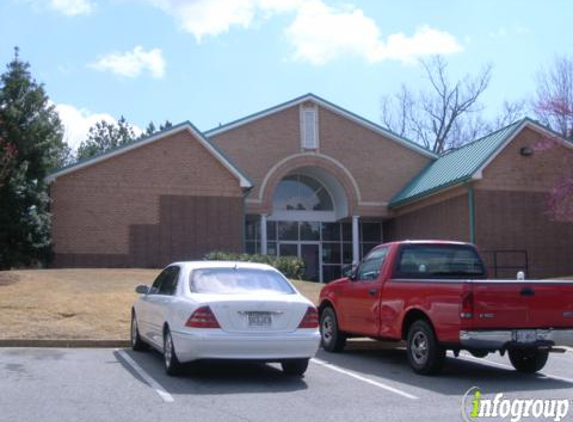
[1, 343, 572, 422]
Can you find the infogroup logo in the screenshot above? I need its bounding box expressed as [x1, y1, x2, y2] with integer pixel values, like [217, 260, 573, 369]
[461, 387, 570, 422]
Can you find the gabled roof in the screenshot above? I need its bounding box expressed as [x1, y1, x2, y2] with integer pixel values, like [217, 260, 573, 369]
[389, 118, 568, 207]
[46, 121, 253, 188]
[204, 93, 438, 159]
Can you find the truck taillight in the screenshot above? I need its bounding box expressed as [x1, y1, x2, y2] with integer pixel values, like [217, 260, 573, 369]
[298, 306, 319, 329]
[186, 306, 221, 328]
[460, 290, 474, 319]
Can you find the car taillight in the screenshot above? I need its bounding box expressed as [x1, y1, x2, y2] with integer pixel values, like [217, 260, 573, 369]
[460, 287, 474, 320]
[186, 306, 221, 328]
[298, 306, 319, 329]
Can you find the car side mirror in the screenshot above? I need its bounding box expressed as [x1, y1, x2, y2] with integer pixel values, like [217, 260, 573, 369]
[342, 263, 359, 281]
[135, 285, 150, 294]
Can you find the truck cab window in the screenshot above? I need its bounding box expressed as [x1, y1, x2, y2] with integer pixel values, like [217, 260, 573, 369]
[356, 247, 388, 281]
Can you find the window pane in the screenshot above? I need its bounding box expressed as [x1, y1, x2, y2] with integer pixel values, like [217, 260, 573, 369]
[342, 222, 352, 241]
[245, 241, 256, 255]
[267, 221, 277, 240]
[190, 268, 295, 295]
[321, 222, 340, 241]
[357, 248, 388, 280]
[322, 265, 341, 283]
[322, 243, 341, 264]
[395, 245, 486, 279]
[362, 223, 381, 242]
[279, 243, 298, 257]
[245, 217, 258, 241]
[300, 222, 320, 240]
[342, 243, 353, 264]
[273, 175, 333, 211]
[267, 242, 277, 256]
[361, 242, 378, 258]
[278, 221, 298, 241]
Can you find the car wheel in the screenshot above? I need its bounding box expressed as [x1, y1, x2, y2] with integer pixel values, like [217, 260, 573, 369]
[130, 311, 147, 351]
[281, 359, 309, 377]
[320, 307, 346, 353]
[163, 328, 182, 376]
[406, 320, 445, 375]
[508, 349, 549, 373]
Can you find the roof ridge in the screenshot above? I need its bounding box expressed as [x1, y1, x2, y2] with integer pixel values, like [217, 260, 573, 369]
[204, 92, 437, 158]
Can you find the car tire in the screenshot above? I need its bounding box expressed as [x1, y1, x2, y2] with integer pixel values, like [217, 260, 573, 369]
[508, 349, 549, 373]
[130, 311, 147, 352]
[163, 328, 183, 376]
[281, 359, 309, 377]
[406, 320, 445, 375]
[320, 307, 346, 353]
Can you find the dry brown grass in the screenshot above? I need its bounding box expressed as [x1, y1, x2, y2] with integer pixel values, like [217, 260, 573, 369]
[0, 269, 323, 340]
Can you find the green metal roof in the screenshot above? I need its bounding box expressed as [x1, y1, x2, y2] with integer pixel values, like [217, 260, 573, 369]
[389, 119, 527, 207]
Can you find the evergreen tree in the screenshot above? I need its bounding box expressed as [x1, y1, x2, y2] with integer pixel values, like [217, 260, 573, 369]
[76, 115, 136, 160]
[0, 48, 67, 269]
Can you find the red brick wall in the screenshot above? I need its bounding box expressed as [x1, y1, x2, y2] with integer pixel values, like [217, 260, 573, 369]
[385, 189, 470, 242]
[50, 129, 244, 268]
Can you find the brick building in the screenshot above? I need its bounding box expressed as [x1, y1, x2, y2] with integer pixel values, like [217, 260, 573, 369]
[46, 94, 573, 280]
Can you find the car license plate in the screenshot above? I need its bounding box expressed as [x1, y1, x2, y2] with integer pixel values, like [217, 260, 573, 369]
[247, 312, 272, 327]
[515, 329, 537, 343]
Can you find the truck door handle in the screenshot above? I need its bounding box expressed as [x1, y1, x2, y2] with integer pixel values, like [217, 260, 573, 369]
[368, 288, 378, 296]
[521, 287, 535, 297]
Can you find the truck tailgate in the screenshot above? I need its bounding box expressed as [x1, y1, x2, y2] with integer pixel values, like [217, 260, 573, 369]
[471, 280, 573, 329]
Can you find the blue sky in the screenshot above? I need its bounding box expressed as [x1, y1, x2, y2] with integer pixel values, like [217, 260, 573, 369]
[0, 0, 570, 149]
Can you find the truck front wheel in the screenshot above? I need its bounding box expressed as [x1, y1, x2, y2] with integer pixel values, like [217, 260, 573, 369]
[320, 307, 346, 353]
[508, 349, 549, 373]
[406, 320, 446, 375]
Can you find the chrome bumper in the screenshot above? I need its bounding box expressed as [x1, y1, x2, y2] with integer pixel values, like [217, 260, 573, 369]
[459, 329, 573, 349]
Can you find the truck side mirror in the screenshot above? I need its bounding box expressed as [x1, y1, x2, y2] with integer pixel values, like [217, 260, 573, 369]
[342, 262, 359, 281]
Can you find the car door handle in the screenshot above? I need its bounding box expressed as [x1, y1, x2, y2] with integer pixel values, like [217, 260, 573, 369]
[521, 287, 535, 297]
[368, 288, 378, 296]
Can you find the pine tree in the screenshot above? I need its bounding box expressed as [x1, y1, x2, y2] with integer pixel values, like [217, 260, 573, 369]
[76, 115, 136, 160]
[0, 48, 67, 269]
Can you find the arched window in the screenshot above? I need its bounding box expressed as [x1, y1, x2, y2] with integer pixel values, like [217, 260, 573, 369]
[273, 175, 334, 211]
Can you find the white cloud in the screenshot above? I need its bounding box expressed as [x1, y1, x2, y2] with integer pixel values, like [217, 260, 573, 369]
[140, 0, 462, 65]
[284, 1, 462, 65]
[142, 0, 304, 41]
[55, 104, 142, 150]
[89, 46, 166, 79]
[27, 0, 95, 16]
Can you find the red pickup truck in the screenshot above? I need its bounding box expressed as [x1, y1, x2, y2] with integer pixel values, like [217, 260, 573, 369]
[318, 240, 573, 375]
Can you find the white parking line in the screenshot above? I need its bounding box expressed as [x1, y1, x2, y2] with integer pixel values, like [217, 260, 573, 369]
[459, 353, 573, 384]
[311, 358, 418, 400]
[116, 349, 174, 403]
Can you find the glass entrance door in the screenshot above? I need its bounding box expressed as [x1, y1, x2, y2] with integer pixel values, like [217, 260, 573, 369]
[278, 242, 322, 282]
[301, 243, 320, 282]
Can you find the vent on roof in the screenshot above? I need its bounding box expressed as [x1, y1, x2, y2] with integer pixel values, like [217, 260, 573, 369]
[301, 106, 318, 150]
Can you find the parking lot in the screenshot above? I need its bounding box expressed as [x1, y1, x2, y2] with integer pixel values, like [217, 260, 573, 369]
[2, 343, 572, 422]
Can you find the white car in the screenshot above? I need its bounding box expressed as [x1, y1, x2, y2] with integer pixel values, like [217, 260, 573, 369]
[131, 261, 321, 376]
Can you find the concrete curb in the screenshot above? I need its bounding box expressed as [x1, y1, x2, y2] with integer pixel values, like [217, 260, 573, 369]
[0, 339, 130, 348]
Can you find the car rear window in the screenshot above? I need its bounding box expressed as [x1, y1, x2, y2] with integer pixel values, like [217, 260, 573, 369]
[394, 244, 486, 279]
[189, 267, 296, 295]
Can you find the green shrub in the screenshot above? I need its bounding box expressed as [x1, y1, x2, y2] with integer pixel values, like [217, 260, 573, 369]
[203, 251, 306, 280]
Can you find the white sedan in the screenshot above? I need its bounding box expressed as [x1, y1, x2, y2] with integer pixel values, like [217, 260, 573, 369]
[131, 261, 321, 376]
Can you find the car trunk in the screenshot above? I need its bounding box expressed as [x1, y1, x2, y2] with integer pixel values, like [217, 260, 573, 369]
[199, 294, 309, 334]
[471, 280, 573, 329]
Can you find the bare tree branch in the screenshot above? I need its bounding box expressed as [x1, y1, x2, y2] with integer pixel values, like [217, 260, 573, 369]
[380, 55, 493, 154]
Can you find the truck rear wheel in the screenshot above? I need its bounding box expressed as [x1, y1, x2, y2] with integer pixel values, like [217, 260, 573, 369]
[508, 349, 549, 373]
[320, 307, 346, 353]
[406, 320, 445, 375]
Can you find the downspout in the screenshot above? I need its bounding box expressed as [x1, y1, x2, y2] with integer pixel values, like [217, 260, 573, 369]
[467, 184, 476, 244]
